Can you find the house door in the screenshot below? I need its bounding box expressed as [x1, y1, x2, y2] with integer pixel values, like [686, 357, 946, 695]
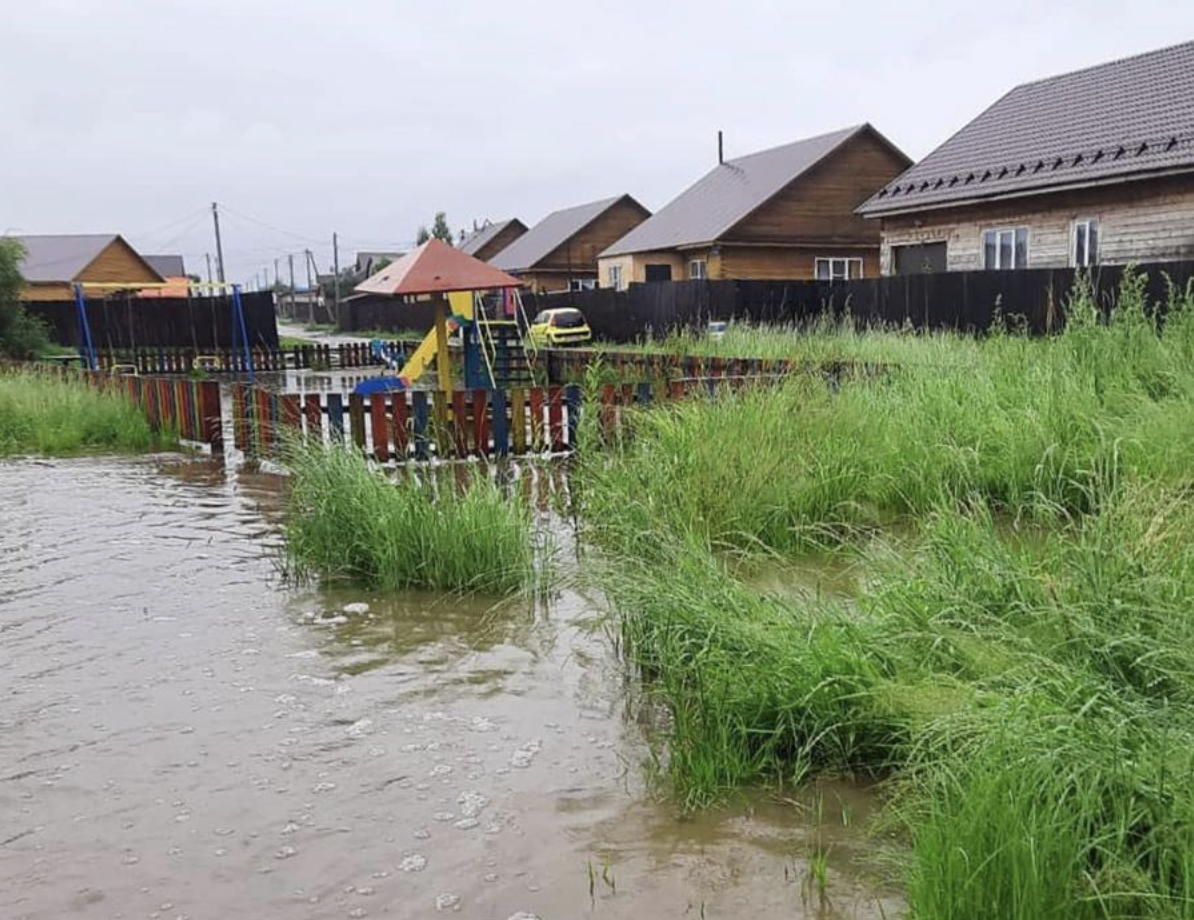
[644, 264, 673, 282]
[893, 242, 947, 275]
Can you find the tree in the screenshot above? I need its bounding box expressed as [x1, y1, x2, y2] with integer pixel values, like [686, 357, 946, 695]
[431, 211, 453, 244]
[415, 213, 454, 246]
[0, 238, 48, 358]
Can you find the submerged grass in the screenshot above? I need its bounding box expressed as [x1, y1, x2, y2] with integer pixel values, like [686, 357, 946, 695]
[0, 370, 158, 456]
[581, 273, 1194, 918]
[283, 442, 541, 594]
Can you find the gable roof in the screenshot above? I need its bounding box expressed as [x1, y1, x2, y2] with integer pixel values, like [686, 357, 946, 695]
[491, 196, 647, 271]
[459, 218, 526, 257]
[602, 125, 903, 257]
[859, 40, 1194, 217]
[144, 254, 186, 278]
[14, 234, 164, 284]
[354, 239, 522, 296]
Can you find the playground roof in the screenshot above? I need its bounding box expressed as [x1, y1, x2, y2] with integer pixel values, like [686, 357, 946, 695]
[354, 239, 522, 296]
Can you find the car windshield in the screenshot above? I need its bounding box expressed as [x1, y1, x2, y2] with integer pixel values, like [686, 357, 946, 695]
[551, 310, 585, 328]
[532, 312, 551, 325]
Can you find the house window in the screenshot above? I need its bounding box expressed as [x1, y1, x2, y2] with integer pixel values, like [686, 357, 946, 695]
[607, 264, 623, 291]
[1073, 218, 1099, 267]
[569, 278, 597, 292]
[982, 227, 1029, 269]
[689, 259, 707, 280]
[814, 257, 863, 281]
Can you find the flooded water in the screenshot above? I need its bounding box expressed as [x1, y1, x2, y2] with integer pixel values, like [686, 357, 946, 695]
[0, 456, 902, 919]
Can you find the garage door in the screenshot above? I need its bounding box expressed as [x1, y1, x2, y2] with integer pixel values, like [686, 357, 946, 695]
[893, 242, 947, 275]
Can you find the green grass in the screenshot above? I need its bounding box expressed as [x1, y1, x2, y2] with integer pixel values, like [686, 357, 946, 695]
[283, 442, 542, 594]
[580, 271, 1194, 918]
[0, 370, 159, 456]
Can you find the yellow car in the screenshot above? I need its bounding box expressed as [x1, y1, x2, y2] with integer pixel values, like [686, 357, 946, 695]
[528, 308, 592, 347]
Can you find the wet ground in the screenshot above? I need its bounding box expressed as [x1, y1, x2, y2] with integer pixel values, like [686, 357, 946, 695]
[0, 455, 902, 919]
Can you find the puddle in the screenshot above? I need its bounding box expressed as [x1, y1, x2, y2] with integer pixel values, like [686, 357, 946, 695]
[0, 455, 902, 919]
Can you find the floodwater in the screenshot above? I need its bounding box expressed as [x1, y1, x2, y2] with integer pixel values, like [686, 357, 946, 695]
[0, 456, 902, 919]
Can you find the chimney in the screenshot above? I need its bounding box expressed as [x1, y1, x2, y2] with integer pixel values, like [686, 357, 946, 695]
[718, 130, 724, 165]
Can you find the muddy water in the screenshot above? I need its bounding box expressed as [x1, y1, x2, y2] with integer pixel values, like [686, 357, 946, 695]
[0, 456, 902, 919]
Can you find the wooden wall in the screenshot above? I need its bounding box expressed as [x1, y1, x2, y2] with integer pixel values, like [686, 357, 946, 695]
[22, 238, 163, 301]
[726, 128, 910, 246]
[877, 174, 1194, 274]
[718, 245, 878, 281]
[474, 222, 527, 262]
[535, 197, 651, 277]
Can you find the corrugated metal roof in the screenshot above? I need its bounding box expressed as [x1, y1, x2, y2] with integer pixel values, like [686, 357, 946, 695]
[491, 196, 641, 271]
[14, 234, 120, 283]
[601, 125, 875, 257]
[458, 219, 525, 257]
[144, 254, 186, 278]
[354, 239, 522, 296]
[858, 40, 1194, 217]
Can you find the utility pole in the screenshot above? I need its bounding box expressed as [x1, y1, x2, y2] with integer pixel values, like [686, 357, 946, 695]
[204, 253, 213, 286]
[332, 232, 341, 323]
[288, 253, 295, 292]
[304, 249, 313, 292]
[273, 258, 280, 290]
[211, 202, 226, 284]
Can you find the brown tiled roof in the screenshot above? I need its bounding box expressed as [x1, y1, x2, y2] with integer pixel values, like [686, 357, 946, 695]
[858, 41, 1194, 217]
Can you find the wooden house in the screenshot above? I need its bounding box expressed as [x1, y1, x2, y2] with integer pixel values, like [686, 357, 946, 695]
[140, 254, 191, 298]
[597, 125, 910, 287]
[490, 196, 650, 293]
[15, 234, 164, 301]
[458, 219, 528, 263]
[857, 41, 1194, 274]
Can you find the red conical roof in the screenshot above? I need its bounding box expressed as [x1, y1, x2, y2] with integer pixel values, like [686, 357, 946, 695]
[354, 239, 522, 296]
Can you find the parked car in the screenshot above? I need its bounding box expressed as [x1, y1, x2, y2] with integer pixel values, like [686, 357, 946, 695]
[528, 308, 592, 347]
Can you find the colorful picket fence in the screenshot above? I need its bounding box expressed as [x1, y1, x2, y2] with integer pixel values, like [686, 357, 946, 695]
[27, 365, 224, 452]
[230, 384, 584, 462]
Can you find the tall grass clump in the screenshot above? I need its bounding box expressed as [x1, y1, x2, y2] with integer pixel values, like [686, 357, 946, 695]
[283, 442, 540, 594]
[0, 370, 157, 456]
[580, 272, 1194, 559]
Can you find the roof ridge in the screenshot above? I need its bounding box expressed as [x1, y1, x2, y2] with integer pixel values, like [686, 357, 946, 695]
[724, 124, 863, 166]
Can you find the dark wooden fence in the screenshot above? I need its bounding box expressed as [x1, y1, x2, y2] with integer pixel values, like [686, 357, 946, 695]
[27, 292, 280, 350]
[524, 260, 1194, 342]
[93, 341, 403, 375]
[337, 294, 439, 334]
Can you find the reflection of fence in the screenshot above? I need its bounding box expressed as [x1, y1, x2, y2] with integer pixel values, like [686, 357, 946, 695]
[229, 384, 583, 461]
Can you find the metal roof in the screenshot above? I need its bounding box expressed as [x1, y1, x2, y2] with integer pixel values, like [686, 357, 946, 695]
[601, 125, 887, 257]
[13, 234, 123, 283]
[491, 196, 644, 271]
[143, 254, 186, 278]
[354, 239, 522, 296]
[858, 40, 1194, 217]
[458, 219, 526, 257]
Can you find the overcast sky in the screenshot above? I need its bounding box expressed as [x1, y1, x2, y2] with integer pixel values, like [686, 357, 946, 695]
[2, 0, 1190, 286]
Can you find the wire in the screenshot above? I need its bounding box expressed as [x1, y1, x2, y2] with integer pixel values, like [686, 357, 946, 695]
[218, 203, 329, 246]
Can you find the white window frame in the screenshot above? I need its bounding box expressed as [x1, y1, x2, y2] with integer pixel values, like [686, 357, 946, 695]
[607, 264, 623, 291]
[1072, 217, 1099, 268]
[814, 257, 863, 282]
[688, 259, 708, 280]
[982, 226, 1030, 270]
[569, 278, 597, 292]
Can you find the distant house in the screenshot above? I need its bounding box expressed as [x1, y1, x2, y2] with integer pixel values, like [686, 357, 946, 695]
[140, 254, 191, 298]
[458, 219, 528, 262]
[13, 234, 164, 301]
[857, 41, 1194, 275]
[490, 196, 650, 293]
[598, 125, 910, 288]
[354, 251, 404, 278]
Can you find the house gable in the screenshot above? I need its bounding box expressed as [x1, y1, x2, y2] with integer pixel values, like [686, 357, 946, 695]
[77, 236, 164, 287]
[535, 197, 650, 272]
[725, 128, 912, 246]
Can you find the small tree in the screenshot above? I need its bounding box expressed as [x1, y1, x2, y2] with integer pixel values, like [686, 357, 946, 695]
[0, 238, 48, 358]
[415, 225, 431, 245]
[431, 212, 453, 245]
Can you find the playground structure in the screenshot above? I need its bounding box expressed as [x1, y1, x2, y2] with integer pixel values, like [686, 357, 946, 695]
[352, 240, 535, 395]
[73, 280, 256, 382]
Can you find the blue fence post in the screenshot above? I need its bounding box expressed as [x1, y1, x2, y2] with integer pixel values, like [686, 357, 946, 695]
[412, 391, 430, 460]
[326, 393, 344, 445]
[564, 385, 581, 448]
[491, 388, 509, 457]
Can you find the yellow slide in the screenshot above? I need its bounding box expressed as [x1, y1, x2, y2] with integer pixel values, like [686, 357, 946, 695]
[394, 291, 474, 389]
[395, 326, 442, 388]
